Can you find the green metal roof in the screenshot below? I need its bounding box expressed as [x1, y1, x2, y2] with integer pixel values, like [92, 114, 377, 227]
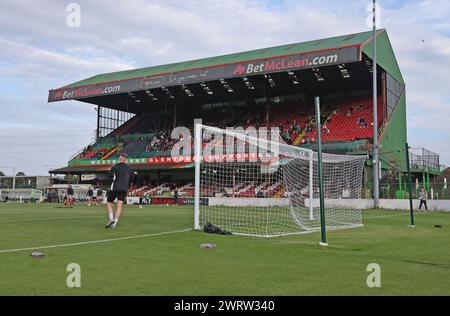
[61, 30, 380, 89]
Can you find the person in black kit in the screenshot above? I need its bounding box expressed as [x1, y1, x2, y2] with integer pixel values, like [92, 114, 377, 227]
[96, 187, 103, 206]
[87, 187, 94, 206]
[173, 188, 179, 205]
[105, 153, 133, 228]
[65, 185, 75, 206]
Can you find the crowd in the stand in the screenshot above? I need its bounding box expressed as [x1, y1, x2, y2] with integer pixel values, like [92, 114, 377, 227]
[276, 98, 377, 144]
[75, 96, 378, 161]
[146, 130, 177, 153]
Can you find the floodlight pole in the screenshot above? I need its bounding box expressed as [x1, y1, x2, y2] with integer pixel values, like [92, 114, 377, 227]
[194, 119, 202, 230]
[315, 97, 327, 246]
[405, 143, 415, 227]
[372, 0, 380, 208]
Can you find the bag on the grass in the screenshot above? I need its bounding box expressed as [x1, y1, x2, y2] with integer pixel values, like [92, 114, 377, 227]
[203, 223, 232, 235]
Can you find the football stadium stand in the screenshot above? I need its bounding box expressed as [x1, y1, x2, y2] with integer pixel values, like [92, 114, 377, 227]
[71, 95, 381, 161]
[48, 29, 444, 200]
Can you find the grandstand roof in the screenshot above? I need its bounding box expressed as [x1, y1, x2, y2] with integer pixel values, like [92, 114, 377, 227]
[63, 30, 377, 88]
[48, 29, 393, 103]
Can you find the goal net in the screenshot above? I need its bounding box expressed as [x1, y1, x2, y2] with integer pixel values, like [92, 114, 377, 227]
[194, 123, 366, 237]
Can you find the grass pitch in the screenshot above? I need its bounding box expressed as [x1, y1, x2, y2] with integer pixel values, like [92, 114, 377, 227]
[0, 203, 449, 295]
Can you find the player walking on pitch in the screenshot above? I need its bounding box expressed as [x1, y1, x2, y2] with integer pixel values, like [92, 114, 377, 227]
[105, 153, 133, 228]
[87, 186, 94, 206]
[96, 187, 103, 205]
[65, 185, 75, 206]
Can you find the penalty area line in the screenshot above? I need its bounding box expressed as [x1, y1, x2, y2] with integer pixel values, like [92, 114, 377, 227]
[365, 212, 428, 220]
[0, 228, 192, 254]
[365, 214, 409, 219]
[0, 213, 172, 224]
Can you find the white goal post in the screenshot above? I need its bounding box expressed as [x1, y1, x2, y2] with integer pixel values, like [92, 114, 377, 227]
[194, 123, 366, 237]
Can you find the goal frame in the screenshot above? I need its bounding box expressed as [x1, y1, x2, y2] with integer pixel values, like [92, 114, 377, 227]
[193, 122, 315, 231]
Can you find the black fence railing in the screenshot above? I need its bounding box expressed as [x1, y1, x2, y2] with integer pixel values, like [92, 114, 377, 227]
[363, 182, 450, 200]
[409, 148, 440, 171]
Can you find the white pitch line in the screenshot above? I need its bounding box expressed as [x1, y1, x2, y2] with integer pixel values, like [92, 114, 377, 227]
[365, 213, 410, 219]
[0, 212, 176, 224]
[0, 228, 192, 254]
[0, 216, 104, 224]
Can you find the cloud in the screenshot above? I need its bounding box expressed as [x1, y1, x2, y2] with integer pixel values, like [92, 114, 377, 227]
[376, 1, 450, 165]
[0, 39, 132, 85]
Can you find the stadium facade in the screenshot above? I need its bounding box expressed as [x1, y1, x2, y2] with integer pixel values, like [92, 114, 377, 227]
[47, 29, 442, 199]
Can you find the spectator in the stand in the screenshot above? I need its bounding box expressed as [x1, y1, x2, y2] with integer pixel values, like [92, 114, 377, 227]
[418, 187, 428, 211]
[357, 117, 368, 128]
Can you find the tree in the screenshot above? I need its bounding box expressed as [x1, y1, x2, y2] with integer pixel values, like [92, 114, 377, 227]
[16, 172, 25, 176]
[0, 171, 4, 176]
[64, 174, 78, 183]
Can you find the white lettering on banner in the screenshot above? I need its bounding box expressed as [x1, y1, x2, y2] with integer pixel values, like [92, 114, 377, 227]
[246, 63, 265, 74]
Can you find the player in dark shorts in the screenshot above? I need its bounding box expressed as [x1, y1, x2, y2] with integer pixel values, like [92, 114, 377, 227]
[105, 153, 133, 228]
[96, 188, 103, 205]
[173, 188, 179, 205]
[87, 187, 94, 206]
[65, 185, 75, 206]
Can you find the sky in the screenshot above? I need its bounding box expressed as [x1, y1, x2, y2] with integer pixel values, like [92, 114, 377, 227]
[0, 0, 449, 175]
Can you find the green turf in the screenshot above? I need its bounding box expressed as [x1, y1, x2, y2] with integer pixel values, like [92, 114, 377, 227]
[0, 203, 449, 295]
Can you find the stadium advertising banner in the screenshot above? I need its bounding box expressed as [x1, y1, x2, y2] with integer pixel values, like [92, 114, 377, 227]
[48, 47, 359, 102]
[126, 196, 209, 205]
[67, 153, 282, 168]
[148, 156, 193, 164]
[147, 153, 278, 165]
[81, 174, 97, 181]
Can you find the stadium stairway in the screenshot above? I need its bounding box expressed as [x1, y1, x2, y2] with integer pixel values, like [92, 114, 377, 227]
[113, 115, 143, 137]
[101, 143, 123, 160]
[293, 131, 305, 145]
[111, 138, 149, 159]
